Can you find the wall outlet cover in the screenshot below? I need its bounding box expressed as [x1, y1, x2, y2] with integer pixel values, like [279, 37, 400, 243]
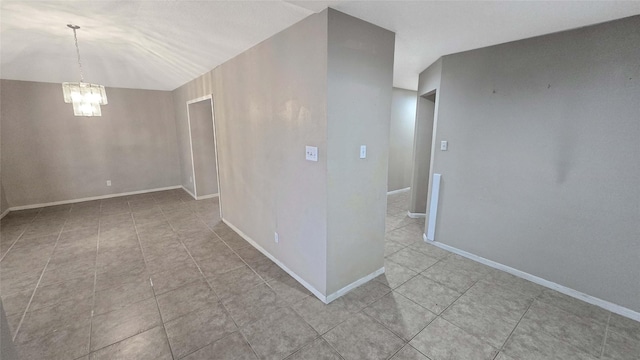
[305, 146, 318, 162]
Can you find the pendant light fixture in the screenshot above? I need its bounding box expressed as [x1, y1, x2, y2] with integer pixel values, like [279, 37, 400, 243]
[62, 24, 107, 116]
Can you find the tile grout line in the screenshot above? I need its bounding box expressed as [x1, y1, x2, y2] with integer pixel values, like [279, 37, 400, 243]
[131, 199, 177, 360]
[11, 209, 70, 343]
[600, 312, 612, 358]
[494, 291, 539, 359]
[161, 202, 264, 359]
[0, 208, 41, 262]
[87, 200, 103, 355]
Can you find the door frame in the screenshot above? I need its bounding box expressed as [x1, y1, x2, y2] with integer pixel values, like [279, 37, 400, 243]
[186, 95, 223, 216]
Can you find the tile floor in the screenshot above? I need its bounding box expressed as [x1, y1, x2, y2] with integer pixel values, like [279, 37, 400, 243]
[0, 189, 638, 359]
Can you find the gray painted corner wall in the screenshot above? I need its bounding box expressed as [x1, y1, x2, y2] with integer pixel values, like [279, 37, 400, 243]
[0, 80, 181, 207]
[326, 9, 395, 294]
[388, 88, 417, 192]
[172, 8, 395, 298]
[424, 16, 640, 312]
[172, 11, 330, 293]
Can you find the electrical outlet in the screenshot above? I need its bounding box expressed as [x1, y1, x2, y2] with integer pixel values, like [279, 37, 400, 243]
[106, 180, 111, 186]
[274, 232, 279, 244]
[305, 146, 318, 162]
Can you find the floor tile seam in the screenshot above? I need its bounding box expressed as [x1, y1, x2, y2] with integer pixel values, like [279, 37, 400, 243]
[131, 210, 177, 360]
[521, 310, 610, 357]
[498, 293, 539, 357]
[360, 303, 435, 346]
[156, 207, 225, 300]
[329, 309, 409, 360]
[600, 312, 612, 358]
[410, 261, 470, 296]
[414, 266, 492, 350]
[288, 300, 345, 337]
[386, 290, 440, 319]
[0, 227, 29, 262]
[431, 315, 502, 355]
[474, 276, 543, 304]
[508, 312, 603, 359]
[11, 216, 69, 343]
[153, 274, 213, 300]
[479, 274, 545, 300]
[528, 296, 612, 338]
[237, 322, 272, 360]
[88, 207, 105, 353]
[88, 323, 168, 356]
[286, 333, 346, 360]
[198, 217, 273, 291]
[156, 202, 249, 338]
[438, 279, 530, 319]
[532, 295, 610, 327]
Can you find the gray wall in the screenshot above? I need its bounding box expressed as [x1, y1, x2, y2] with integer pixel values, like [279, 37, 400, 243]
[422, 16, 640, 312]
[326, 9, 394, 294]
[388, 88, 417, 192]
[188, 99, 218, 197]
[0, 80, 181, 207]
[173, 11, 330, 294]
[172, 9, 394, 298]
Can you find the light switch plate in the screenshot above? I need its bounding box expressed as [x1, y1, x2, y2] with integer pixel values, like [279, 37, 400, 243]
[306, 146, 318, 162]
[360, 145, 367, 159]
[440, 141, 448, 151]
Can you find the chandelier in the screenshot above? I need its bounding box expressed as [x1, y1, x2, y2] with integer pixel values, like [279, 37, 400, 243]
[62, 24, 107, 116]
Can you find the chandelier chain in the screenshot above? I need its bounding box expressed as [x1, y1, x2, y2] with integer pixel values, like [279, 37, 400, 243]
[71, 27, 84, 83]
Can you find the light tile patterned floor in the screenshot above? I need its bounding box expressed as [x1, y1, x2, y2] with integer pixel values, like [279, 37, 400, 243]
[0, 189, 638, 359]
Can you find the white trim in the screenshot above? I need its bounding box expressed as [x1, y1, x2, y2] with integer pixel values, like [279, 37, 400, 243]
[181, 186, 197, 200]
[7, 186, 182, 211]
[222, 218, 384, 304]
[185, 101, 198, 199]
[196, 193, 219, 200]
[325, 267, 385, 303]
[185, 94, 222, 219]
[186, 95, 214, 105]
[387, 187, 410, 195]
[0, 208, 10, 219]
[210, 97, 223, 219]
[423, 234, 640, 322]
[426, 173, 441, 241]
[407, 211, 426, 219]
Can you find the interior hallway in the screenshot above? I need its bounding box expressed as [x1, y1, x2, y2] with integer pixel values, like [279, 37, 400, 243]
[0, 189, 638, 359]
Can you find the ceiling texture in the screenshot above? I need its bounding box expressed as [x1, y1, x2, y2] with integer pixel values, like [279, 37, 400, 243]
[2, 1, 639, 91]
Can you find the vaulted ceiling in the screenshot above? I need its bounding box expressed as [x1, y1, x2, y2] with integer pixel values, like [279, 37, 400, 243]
[2, 1, 638, 91]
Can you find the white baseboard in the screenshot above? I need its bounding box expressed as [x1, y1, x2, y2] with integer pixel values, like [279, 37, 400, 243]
[196, 193, 219, 200]
[387, 187, 410, 195]
[222, 219, 328, 302]
[423, 234, 640, 322]
[0, 208, 10, 219]
[407, 211, 426, 219]
[325, 267, 385, 303]
[7, 185, 182, 211]
[181, 186, 197, 200]
[222, 218, 384, 304]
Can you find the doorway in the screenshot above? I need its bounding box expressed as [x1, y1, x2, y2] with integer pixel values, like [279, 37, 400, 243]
[186, 96, 220, 202]
[409, 91, 436, 217]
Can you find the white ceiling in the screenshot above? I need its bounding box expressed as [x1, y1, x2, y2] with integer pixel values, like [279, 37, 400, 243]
[2, 1, 639, 91]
